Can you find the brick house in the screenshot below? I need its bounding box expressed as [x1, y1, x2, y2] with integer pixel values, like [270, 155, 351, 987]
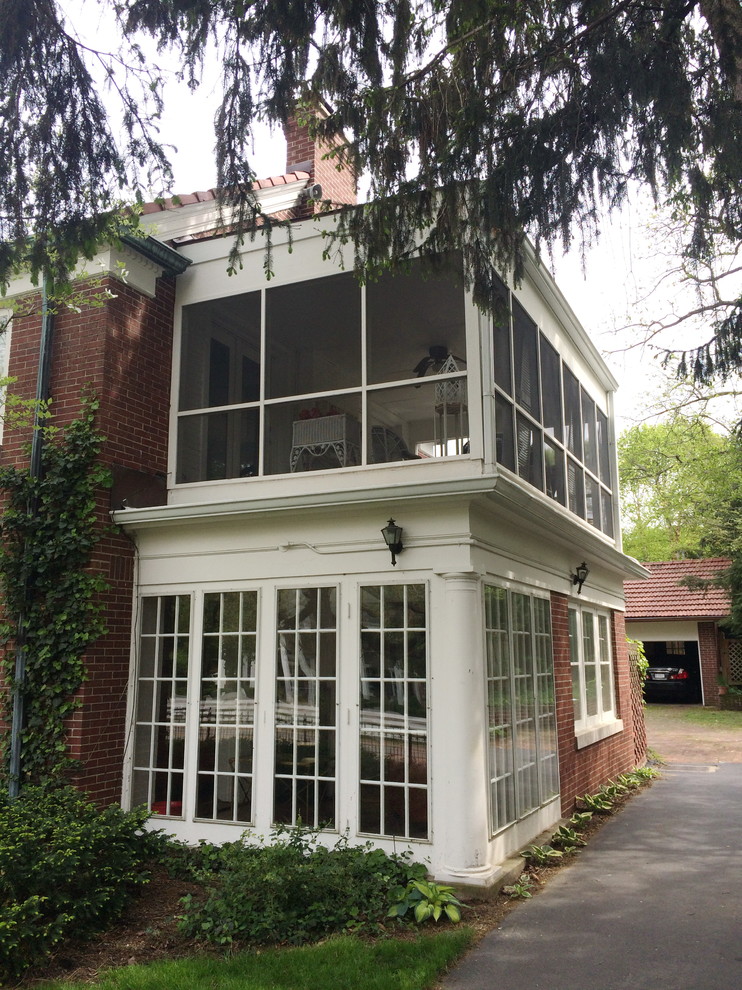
[1, 121, 648, 886]
[625, 558, 736, 707]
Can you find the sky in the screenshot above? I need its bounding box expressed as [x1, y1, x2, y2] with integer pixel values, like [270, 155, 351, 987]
[56, 0, 738, 435]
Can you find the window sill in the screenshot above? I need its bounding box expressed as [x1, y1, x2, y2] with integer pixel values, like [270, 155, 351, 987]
[574, 718, 624, 750]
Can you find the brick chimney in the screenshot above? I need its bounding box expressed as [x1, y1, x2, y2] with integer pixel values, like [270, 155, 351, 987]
[285, 109, 356, 218]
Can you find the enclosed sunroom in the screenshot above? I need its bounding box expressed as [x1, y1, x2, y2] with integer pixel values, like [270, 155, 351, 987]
[118, 211, 643, 886]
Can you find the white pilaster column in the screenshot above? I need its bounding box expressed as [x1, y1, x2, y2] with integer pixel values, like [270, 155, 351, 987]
[430, 572, 499, 886]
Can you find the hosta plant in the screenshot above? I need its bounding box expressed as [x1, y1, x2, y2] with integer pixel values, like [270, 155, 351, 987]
[579, 793, 613, 813]
[551, 825, 586, 849]
[387, 879, 463, 924]
[569, 812, 593, 830]
[502, 874, 535, 899]
[520, 844, 563, 866]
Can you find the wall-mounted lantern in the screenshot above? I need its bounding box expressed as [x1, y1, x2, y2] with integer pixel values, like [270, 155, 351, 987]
[381, 518, 404, 567]
[572, 561, 590, 595]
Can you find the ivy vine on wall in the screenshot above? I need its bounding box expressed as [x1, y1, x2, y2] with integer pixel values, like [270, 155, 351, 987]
[0, 396, 110, 786]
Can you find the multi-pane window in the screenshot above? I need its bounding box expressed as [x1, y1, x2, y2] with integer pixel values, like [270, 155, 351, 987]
[197, 592, 257, 822]
[492, 285, 614, 538]
[569, 606, 616, 730]
[274, 588, 338, 827]
[359, 584, 428, 839]
[132, 596, 191, 817]
[177, 258, 468, 481]
[485, 587, 559, 834]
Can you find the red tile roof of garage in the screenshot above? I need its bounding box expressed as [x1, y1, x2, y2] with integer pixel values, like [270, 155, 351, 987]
[624, 558, 731, 620]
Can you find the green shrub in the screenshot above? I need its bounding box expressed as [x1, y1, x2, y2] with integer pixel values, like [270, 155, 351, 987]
[387, 879, 463, 923]
[0, 786, 154, 982]
[178, 824, 427, 947]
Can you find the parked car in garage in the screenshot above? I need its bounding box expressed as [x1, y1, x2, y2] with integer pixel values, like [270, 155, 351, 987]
[644, 664, 693, 702]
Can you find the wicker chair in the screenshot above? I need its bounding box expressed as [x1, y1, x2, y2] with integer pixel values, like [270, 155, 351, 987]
[371, 425, 420, 463]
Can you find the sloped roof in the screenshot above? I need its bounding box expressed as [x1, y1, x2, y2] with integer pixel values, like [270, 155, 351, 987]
[624, 558, 731, 621]
[139, 170, 311, 215]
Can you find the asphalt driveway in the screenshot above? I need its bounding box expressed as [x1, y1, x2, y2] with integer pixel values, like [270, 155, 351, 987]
[442, 763, 742, 990]
[440, 708, 742, 990]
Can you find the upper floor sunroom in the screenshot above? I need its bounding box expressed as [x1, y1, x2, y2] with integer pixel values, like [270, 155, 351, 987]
[158, 200, 617, 542]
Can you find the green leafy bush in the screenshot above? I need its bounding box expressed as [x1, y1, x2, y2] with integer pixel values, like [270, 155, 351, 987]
[387, 879, 463, 923]
[178, 824, 427, 946]
[0, 787, 154, 982]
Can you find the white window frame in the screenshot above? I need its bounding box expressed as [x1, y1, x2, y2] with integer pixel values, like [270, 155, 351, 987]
[0, 308, 12, 445]
[484, 583, 559, 836]
[569, 605, 622, 748]
[358, 582, 430, 841]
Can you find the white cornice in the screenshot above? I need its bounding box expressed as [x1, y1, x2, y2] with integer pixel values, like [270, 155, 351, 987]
[141, 179, 310, 243]
[112, 469, 647, 581]
[2, 243, 168, 300]
[112, 476, 498, 528]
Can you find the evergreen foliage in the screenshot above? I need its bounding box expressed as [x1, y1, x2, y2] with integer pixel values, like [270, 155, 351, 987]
[0, 397, 110, 786]
[1, 1, 741, 378]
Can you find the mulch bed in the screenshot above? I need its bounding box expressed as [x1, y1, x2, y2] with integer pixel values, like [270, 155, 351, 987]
[21, 785, 651, 987]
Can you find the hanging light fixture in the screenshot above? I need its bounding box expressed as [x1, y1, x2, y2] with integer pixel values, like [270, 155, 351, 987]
[381, 518, 404, 566]
[572, 561, 590, 594]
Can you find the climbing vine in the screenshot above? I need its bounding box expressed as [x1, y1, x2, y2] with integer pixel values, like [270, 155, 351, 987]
[0, 397, 110, 786]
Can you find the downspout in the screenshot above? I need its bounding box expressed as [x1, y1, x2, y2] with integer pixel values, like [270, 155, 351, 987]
[8, 274, 54, 798]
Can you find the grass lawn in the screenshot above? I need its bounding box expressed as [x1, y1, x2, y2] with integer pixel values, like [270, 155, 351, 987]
[645, 704, 742, 729]
[37, 931, 474, 990]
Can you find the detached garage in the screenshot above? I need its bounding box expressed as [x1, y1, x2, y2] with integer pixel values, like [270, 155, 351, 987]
[624, 559, 734, 707]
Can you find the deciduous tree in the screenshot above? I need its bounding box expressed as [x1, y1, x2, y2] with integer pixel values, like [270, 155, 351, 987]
[618, 416, 742, 561]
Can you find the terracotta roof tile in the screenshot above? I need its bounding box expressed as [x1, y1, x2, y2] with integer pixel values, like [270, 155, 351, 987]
[139, 171, 311, 215]
[624, 558, 731, 620]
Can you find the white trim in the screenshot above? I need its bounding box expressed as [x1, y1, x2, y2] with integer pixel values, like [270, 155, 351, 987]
[141, 179, 309, 243]
[569, 604, 618, 734]
[575, 718, 624, 750]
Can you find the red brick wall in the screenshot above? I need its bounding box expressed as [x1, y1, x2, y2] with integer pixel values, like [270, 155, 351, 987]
[285, 114, 357, 216]
[0, 274, 176, 804]
[698, 621, 722, 706]
[552, 594, 638, 815]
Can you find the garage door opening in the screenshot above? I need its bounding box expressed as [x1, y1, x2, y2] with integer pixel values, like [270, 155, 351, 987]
[644, 641, 702, 704]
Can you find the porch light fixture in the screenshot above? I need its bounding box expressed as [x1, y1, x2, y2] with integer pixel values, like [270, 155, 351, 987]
[572, 561, 590, 595]
[381, 518, 404, 567]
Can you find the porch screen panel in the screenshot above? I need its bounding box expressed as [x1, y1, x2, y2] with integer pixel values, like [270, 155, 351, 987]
[197, 591, 257, 823]
[359, 584, 428, 839]
[274, 588, 337, 827]
[132, 595, 191, 817]
[485, 587, 558, 834]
